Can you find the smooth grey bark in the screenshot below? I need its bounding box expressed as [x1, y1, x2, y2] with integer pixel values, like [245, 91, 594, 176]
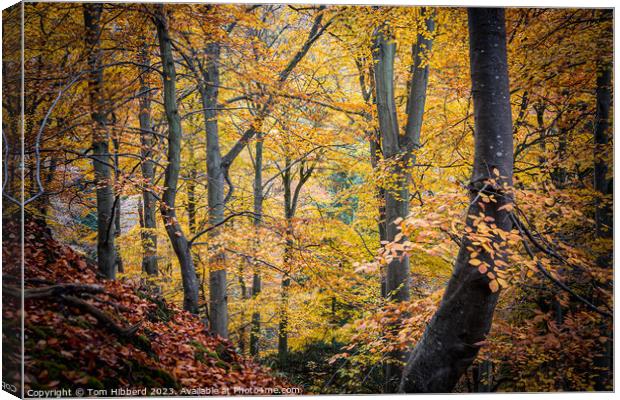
[83, 3, 116, 279]
[138, 42, 158, 276]
[374, 25, 410, 304]
[198, 41, 229, 339]
[373, 29, 407, 391]
[399, 8, 514, 393]
[373, 10, 434, 391]
[373, 9, 435, 304]
[154, 5, 200, 313]
[404, 10, 435, 146]
[355, 57, 387, 295]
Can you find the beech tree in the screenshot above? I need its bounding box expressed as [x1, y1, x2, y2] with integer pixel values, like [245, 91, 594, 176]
[372, 8, 435, 391]
[153, 4, 200, 313]
[83, 3, 117, 279]
[399, 8, 514, 392]
[137, 40, 159, 276]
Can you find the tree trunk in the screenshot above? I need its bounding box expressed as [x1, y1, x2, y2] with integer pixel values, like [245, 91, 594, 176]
[112, 136, 123, 273]
[399, 8, 514, 393]
[138, 41, 158, 276]
[594, 59, 612, 238]
[249, 133, 264, 357]
[278, 157, 293, 367]
[277, 154, 313, 366]
[374, 27, 409, 391]
[187, 167, 197, 234]
[83, 3, 116, 280]
[373, 23, 410, 303]
[278, 274, 291, 367]
[249, 272, 261, 356]
[154, 5, 200, 313]
[592, 11, 613, 389]
[197, 40, 229, 339]
[373, 10, 434, 391]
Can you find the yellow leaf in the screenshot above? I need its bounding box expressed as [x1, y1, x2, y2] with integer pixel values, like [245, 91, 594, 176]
[489, 279, 499, 293]
[469, 258, 482, 266]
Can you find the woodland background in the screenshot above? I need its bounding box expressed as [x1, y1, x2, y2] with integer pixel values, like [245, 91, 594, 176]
[1, 3, 614, 394]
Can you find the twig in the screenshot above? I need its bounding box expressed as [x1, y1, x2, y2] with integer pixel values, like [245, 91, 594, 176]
[60, 295, 142, 337]
[510, 214, 612, 319]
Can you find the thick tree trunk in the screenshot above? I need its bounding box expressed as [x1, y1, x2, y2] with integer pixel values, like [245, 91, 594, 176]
[198, 41, 229, 339]
[83, 3, 116, 279]
[374, 24, 410, 304]
[374, 27, 404, 393]
[399, 8, 514, 393]
[138, 42, 158, 276]
[154, 5, 200, 313]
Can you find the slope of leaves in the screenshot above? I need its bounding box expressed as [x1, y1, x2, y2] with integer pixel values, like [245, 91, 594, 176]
[4, 213, 294, 394]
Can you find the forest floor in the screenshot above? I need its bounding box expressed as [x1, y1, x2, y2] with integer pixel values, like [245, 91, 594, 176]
[2, 214, 294, 395]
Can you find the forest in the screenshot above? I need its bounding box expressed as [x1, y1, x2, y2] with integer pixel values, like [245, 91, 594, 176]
[1, 2, 614, 395]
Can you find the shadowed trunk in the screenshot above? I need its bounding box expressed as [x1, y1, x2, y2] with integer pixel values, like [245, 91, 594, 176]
[594, 59, 612, 238]
[399, 8, 514, 393]
[112, 136, 123, 274]
[250, 132, 264, 357]
[138, 41, 158, 276]
[278, 155, 294, 367]
[83, 3, 116, 279]
[249, 272, 261, 356]
[154, 5, 200, 313]
[592, 10, 613, 390]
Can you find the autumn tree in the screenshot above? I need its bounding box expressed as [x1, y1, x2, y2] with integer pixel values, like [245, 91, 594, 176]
[399, 8, 514, 392]
[83, 3, 117, 279]
[372, 7, 435, 390]
[153, 4, 200, 313]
